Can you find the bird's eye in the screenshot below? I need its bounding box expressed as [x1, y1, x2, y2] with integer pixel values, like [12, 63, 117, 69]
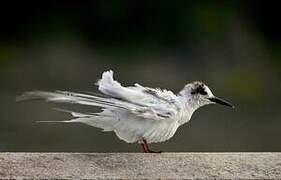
[198, 88, 207, 95]
[191, 86, 207, 95]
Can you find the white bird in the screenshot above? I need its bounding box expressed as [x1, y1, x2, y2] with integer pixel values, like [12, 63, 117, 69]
[17, 70, 234, 153]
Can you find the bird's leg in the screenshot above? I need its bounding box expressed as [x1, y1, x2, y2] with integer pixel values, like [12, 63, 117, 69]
[141, 139, 162, 153]
[140, 142, 148, 153]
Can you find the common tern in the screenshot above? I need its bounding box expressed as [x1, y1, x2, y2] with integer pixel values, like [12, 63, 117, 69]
[17, 70, 234, 153]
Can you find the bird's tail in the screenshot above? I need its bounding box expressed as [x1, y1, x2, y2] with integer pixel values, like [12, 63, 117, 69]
[34, 108, 91, 123]
[16, 90, 129, 131]
[16, 70, 141, 131]
[36, 121, 69, 123]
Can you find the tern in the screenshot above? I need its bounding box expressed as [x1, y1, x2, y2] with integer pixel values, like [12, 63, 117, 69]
[17, 70, 234, 153]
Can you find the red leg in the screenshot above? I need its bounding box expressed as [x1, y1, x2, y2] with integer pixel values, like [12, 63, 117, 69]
[140, 139, 162, 153]
[140, 142, 148, 153]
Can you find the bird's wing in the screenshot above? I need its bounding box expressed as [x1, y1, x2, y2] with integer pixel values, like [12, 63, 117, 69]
[96, 70, 179, 119]
[17, 70, 179, 120]
[97, 71, 177, 104]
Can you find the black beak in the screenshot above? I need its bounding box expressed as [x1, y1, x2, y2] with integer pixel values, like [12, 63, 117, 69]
[208, 97, 235, 108]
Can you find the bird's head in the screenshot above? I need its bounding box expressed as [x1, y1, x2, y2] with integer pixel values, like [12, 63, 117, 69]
[179, 81, 234, 111]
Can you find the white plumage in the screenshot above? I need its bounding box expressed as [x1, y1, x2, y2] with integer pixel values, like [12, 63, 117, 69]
[17, 70, 234, 151]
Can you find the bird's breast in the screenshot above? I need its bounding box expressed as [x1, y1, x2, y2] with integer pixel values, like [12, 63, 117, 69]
[142, 120, 179, 143]
[176, 107, 193, 126]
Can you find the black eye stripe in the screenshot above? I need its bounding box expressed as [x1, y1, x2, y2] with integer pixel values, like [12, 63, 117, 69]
[191, 85, 207, 95]
[199, 88, 207, 95]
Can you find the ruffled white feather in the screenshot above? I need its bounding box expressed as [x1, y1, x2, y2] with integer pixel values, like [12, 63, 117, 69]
[17, 70, 191, 143]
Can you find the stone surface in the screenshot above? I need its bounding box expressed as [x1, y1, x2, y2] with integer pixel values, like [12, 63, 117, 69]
[0, 153, 281, 179]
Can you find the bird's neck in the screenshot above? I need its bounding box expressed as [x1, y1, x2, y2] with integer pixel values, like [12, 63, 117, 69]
[177, 97, 198, 125]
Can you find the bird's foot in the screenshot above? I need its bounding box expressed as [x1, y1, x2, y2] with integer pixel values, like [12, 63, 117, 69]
[147, 149, 163, 153]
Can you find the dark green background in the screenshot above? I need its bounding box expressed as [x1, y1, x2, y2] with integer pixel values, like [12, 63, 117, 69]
[0, 1, 280, 152]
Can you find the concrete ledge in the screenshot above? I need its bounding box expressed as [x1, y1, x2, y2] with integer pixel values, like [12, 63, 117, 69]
[0, 153, 281, 179]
